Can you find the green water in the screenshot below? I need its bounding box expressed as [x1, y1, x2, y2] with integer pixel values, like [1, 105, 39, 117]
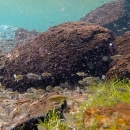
[0, 0, 114, 32]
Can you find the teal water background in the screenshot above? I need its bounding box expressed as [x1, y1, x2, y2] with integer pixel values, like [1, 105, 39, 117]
[0, 0, 114, 32]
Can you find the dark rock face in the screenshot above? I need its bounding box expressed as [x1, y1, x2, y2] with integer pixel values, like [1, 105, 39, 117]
[80, 0, 130, 36]
[1, 22, 115, 92]
[106, 32, 130, 79]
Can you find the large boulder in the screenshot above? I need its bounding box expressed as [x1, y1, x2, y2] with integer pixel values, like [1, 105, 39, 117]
[115, 32, 130, 55]
[80, 0, 130, 36]
[106, 32, 130, 79]
[106, 54, 130, 79]
[0, 22, 115, 92]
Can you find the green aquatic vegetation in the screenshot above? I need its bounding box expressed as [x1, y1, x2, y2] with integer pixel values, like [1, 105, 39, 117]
[37, 109, 72, 130]
[36, 79, 130, 130]
[73, 79, 130, 129]
[90, 79, 130, 107]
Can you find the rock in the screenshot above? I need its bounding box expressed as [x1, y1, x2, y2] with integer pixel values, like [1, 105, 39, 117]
[14, 28, 40, 46]
[0, 27, 40, 54]
[106, 54, 130, 79]
[83, 102, 130, 129]
[1, 22, 115, 92]
[80, 0, 130, 36]
[115, 32, 130, 55]
[106, 32, 130, 79]
[1, 92, 66, 130]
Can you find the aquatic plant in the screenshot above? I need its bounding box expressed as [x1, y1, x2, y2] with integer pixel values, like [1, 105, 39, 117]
[37, 109, 74, 130]
[37, 79, 130, 130]
[73, 78, 130, 129]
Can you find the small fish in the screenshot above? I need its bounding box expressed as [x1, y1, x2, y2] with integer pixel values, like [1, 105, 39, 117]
[83, 77, 99, 82]
[46, 85, 53, 92]
[113, 24, 119, 27]
[0, 35, 6, 38]
[35, 89, 45, 94]
[84, 90, 94, 94]
[116, 29, 123, 32]
[23, 92, 36, 97]
[110, 55, 123, 60]
[101, 75, 106, 80]
[116, 87, 130, 92]
[26, 73, 41, 80]
[102, 56, 111, 62]
[14, 74, 23, 82]
[0, 95, 8, 99]
[48, 95, 67, 103]
[60, 82, 70, 88]
[41, 72, 52, 77]
[6, 26, 13, 29]
[122, 27, 127, 30]
[27, 87, 36, 93]
[6, 39, 14, 42]
[0, 76, 3, 79]
[48, 95, 80, 104]
[83, 77, 99, 85]
[53, 86, 63, 93]
[86, 80, 98, 86]
[7, 91, 18, 97]
[78, 80, 88, 86]
[76, 72, 88, 77]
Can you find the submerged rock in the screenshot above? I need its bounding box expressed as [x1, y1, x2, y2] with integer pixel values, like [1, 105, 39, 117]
[14, 28, 40, 46]
[0, 27, 40, 54]
[80, 0, 130, 36]
[1, 22, 115, 92]
[115, 32, 130, 55]
[83, 102, 130, 129]
[106, 54, 130, 79]
[107, 32, 130, 79]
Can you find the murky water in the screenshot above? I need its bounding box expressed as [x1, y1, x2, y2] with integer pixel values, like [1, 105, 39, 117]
[0, 0, 115, 32]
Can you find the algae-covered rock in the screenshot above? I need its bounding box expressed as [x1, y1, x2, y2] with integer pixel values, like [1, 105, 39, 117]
[106, 54, 130, 79]
[83, 102, 130, 129]
[107, 32, 130, 79]
[1, 22, 115, 92]
[80, 0, 130, 36]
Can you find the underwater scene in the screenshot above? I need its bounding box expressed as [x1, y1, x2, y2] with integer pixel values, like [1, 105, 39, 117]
[0, 0, 130, 129]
